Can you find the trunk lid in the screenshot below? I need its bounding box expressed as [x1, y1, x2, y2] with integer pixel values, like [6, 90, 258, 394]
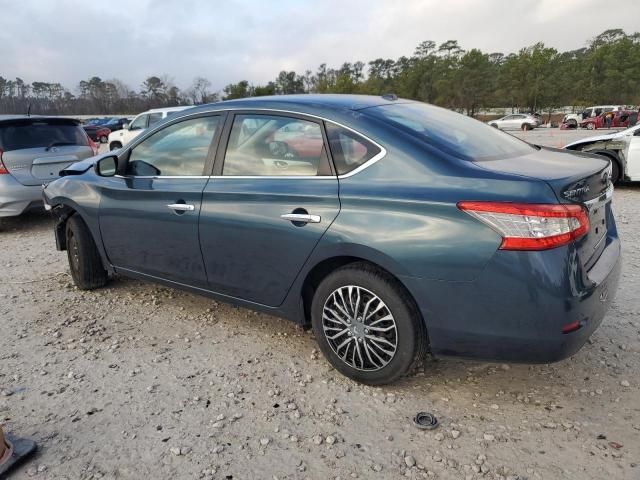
[2, 145, 94, 185]
[474, 146, 613, 269]
[0, 118, 94, 186]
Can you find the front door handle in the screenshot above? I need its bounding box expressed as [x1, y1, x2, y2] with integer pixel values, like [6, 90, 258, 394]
[167, 203, 195, 212]
[280, 213, 321, 224]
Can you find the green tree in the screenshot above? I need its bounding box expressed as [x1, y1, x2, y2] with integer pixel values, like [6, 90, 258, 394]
[222, 80, 252, 100]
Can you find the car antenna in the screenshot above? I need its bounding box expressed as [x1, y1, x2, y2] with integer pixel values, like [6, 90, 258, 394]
[27, 103, 31, 117]
[382, 93, 398, 101]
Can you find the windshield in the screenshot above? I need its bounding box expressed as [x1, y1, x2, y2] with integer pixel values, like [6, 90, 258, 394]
[364, 103, 534, 161]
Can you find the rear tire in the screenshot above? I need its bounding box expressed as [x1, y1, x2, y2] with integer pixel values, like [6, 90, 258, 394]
[521, 123, 533, 131]
[311, 262, 426, 385]
[66, 215, 108, 290]
[100, 135, 108, 144]
[587, 123, 595, 130]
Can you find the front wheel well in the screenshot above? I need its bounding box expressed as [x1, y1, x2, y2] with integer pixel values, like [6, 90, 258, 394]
[300, 256, 423, 329]
[52, 204, 78, 250]
[589, 150, 623, 182]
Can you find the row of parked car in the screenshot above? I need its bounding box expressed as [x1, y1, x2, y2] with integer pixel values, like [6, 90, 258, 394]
[82, 117, 131, 144]
[81, 107, 192, 148]
[562, 105, 639, 130]
[487, 105, 640, 132]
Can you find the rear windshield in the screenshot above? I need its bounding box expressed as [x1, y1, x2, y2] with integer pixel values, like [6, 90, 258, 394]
[364, 103, 534, 161]
[0, 120, 88, 152]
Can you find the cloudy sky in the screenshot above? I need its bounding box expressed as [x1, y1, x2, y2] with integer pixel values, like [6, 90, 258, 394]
[1, 0, 639, 93]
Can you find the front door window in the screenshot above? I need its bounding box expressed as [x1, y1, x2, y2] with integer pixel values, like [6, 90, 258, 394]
[126, 116, 220, 176]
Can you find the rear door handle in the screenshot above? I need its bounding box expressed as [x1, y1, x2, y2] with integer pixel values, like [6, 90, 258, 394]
[280, 213, 321, 224]
[167, 203, 195, 212]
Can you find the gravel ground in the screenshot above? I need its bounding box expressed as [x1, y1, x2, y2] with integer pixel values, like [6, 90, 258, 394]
[1, 131, 639, 480]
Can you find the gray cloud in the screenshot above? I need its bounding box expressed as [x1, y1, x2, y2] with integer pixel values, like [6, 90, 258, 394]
[1, 0, 638, 93]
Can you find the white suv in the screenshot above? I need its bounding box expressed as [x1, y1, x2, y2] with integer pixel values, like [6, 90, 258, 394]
[108, 106, 190, 151]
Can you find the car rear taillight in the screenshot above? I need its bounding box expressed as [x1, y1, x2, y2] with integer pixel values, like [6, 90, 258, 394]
[457, 202, 589, 251]
[87, 136, 99, 155]
[0, 149, 8, 174]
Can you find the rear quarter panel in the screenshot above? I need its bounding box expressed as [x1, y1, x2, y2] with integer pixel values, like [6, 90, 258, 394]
[317, 119, 561, 282]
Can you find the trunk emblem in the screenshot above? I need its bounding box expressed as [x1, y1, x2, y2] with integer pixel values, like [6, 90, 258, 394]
[564, 185, 590, 199]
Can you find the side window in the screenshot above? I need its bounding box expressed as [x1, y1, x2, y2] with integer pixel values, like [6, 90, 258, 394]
[325, 123, 381, 175]
[148, 112, 164, 127]
[129, 114, 148, 131]
[223, 114, 326, 176]
[126, 116, 219, 176]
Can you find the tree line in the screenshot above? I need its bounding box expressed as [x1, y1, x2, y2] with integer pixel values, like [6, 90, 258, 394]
[1, 29, 638, 117]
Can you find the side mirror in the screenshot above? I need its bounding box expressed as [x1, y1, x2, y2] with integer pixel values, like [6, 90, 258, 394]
[122, 123, 130, 130]
[96, 155, 118, 177]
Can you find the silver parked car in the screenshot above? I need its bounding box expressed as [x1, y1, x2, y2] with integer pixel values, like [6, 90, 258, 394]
[488, 114, 538, 131]
[0, 116, 96, 217]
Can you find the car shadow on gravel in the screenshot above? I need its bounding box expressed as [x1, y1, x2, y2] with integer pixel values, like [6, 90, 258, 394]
[0, 210, 53, 234]
[616, 182, 640, 191]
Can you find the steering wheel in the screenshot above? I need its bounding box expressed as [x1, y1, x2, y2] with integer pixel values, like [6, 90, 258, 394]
[268, 141, 290, 158]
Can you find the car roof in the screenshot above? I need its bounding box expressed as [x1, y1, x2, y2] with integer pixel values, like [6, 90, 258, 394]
[175, 95, 418, 130]
[0, 115, 80, 125]
[192, 94, 414, 113]
[146, 106, 190, 113]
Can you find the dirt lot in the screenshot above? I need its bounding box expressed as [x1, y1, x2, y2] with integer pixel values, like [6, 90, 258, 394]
[1, 130, 639, 480]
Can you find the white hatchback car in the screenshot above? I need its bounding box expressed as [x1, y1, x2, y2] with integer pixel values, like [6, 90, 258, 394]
[487, 114, 538, 131]
[108, 106, 189, 151]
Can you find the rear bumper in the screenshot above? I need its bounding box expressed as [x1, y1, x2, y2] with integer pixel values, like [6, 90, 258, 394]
[0, 175, 43, 217]
[402, 232, 621, 363]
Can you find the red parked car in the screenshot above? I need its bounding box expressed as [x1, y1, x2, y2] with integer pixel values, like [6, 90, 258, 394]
[82, 125, 111, 143]
[579, 110, 635, 130]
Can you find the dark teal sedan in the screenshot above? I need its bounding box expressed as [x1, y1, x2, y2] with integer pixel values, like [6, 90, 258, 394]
[43, 95, 621, 385]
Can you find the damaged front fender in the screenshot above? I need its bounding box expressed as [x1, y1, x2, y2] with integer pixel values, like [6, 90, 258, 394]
[566, 136, 632, 182]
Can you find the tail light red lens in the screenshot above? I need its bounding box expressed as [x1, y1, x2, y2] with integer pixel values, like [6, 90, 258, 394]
[0, 149, 8, 174]
[87, 136, 99, 156]
[457, 201, 589, 251]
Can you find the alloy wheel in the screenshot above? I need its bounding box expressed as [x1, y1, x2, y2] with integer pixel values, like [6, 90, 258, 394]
[322, 285, 398, 371]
